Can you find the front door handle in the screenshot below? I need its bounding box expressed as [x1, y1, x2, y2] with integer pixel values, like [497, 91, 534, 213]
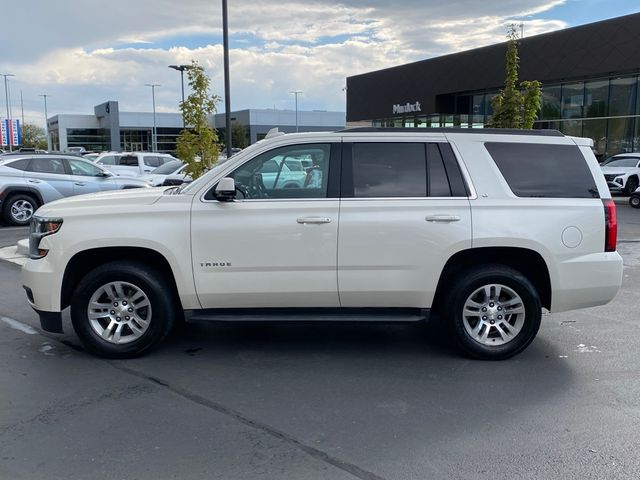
[74, 182, 86, 186]
[27, 179, 41, 184]
[425, 215, 461, 223]
[297, 217, 332, 225]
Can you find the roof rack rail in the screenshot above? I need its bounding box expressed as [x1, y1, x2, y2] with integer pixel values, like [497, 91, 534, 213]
[339, 127, 565, 137]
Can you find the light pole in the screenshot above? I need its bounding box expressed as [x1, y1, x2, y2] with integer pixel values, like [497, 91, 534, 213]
[145, 84, 160, 152]
[39, 94, 51, 151]
[168, 64, 189, 128]
[1, 73, 15, 151]
[290, 90, 303, 133]
[222, 0, 232, 157]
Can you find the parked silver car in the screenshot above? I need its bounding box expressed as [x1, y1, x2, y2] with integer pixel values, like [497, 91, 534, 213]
[0, 154, 150, 226]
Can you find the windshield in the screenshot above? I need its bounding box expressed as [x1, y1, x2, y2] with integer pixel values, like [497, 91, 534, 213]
[602, 157, 639, 168]
[152, 160, 183, 174]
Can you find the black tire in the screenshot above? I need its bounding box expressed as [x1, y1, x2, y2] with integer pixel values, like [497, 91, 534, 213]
[70, 261, 175, 358]
[625, 176, 639, 195]
[629, 195, 640, 209]
[2, 193, 38, 226]
[444, 265, 542, 360]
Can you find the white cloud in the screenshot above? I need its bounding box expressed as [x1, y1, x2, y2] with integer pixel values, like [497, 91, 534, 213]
[0, 1, 570, 127]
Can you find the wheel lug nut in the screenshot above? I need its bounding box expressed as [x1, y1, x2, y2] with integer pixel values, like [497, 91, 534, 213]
[490, 320, 495, 325]
[498, 306, 502, 311]
[110, 310, 116, 315]
[116, 317, 121, 321]
[489, 303, 494, 307]
[114, 302, 118, 307]
[128, 307, 133, 312]
[122, 301, 127, 306]
[482, 307, 487, 312]
[125, 316, 130, 320]
[498, 315, 503, 320]
[482, 316, 487, 320]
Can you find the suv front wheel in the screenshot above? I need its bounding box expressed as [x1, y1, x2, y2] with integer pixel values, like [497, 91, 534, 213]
[70, 261, 175, 358]
[445, 265, 542, 360]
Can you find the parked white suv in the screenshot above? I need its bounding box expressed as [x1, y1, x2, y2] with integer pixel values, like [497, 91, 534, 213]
[600, 153, 640, 194]
[95, 152, 179, 176]
[22, 129, 623, 360]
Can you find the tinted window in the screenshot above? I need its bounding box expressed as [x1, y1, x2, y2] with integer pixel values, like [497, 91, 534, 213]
[485, 142, 599, 198]
[68, 159, 104, 176]
[6, 158, 30, 170]
[352, 143, 426, 197]
[119, 155, 138, 167]
[427, 144, 451, 197]
[27, 158, 67, 174]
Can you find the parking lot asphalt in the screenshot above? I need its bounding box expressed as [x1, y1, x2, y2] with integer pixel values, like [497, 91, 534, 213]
[1, 206, 639, 480]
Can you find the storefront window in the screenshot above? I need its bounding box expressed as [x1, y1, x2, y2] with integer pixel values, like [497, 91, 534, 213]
[559, 119, 582, 137]
[472, 95, 485, 116]
[540, 84, 561, 120]
[584, 79, 609, 118]
[582, 119, 607, 159]
[607, 117, 635, 155]
[562, 82, 584, 119]
[609, 76, 637, 117]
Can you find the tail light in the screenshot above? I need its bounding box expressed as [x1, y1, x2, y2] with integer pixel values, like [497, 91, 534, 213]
[603, 199, 617, 252]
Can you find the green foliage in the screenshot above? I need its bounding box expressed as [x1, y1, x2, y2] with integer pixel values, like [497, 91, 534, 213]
[21, 123, 47, 149]
[176, 60, 221, 179]
[231, 122, 248, 149]
[489, 26, 542, 129]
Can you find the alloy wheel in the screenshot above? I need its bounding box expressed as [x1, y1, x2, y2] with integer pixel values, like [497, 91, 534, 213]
[10, 200, 34, 222]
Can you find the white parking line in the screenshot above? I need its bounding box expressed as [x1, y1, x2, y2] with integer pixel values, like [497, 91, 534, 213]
[0, 316, 38, 334]
[0, 245, 27, 266]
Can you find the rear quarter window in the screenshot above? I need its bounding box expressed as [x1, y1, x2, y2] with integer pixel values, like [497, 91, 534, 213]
[485, 142, 599, 198]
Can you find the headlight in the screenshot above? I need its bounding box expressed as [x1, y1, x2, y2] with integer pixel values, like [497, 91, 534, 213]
[29, 216, 63, 259]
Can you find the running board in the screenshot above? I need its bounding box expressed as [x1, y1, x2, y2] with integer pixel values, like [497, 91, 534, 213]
[184, 308, 430, 324]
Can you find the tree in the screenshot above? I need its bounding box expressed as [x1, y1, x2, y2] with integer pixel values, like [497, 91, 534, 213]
[176, 60, 221, 179]
[21, 123, 47, 150]
[489, 25, 542, 129]
[231, 122, 248, 149]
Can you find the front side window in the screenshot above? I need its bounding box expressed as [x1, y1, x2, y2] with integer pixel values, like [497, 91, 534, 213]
[226, 144, 332, 199]
[602, 158, 639, 168]
[27, 158, 67, 174]
[143, 156, 161, 167]
[68, 159, 104, 176]
[351, 143, 427, 197]
[98, 155, 116, 165]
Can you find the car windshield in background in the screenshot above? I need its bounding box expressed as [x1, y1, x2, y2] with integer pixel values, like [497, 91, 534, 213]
[602, 158, 639, 168]
[152, 160, 183, 174]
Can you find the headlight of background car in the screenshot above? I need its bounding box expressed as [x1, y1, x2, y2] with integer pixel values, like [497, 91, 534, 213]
[29, 217, 63, 259]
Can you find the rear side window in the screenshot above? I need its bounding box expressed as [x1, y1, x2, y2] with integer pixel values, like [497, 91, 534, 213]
[351, 143, 427, 197]
[144, 156, 160, 167]
[98, 155, 116, 165]
[485, 142, 599, 198]
[27, 158, 67, 174]
[119, 155, 139, 167]
[6, 158, 30, 170]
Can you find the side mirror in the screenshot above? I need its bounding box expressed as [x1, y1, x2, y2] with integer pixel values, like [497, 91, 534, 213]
[97, 171, 111, 177]
[215, 177, 236, 202]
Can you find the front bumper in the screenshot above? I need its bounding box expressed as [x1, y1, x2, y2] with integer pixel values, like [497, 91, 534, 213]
[31, 306, 63, 333]
[22, 254, 65, 332]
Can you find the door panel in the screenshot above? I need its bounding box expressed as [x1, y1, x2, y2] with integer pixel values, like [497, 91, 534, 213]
[25, 157, 74, 197]
[191, 200, 340, 308]
[338, 198, 471, 307]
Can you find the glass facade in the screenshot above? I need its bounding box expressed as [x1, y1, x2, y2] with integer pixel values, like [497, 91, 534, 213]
[372, 74, 640, 159]
[66, 128, 111, 152]
[120, 128, 183, 153]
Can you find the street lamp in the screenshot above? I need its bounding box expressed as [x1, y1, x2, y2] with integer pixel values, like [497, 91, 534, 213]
[168, 64, 190, 127]
[222, 0, 232, 158]
[1, 73, 16, 151]
[290, 90, 303, 133]
[145, 84, 160, 152]
[39, 94, 51, 151]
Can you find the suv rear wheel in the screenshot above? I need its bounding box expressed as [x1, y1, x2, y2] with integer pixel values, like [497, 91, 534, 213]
[445, 265, 542, 360]
[70, 261, 175, 358]
[625, 176, 639, 195]
[3, 193, 37, 226]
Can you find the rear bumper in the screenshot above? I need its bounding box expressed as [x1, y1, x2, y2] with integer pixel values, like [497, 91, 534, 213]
[551, 251, 623, 313]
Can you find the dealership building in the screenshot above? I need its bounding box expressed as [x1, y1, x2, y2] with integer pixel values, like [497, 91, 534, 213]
[346, 12, 640, 158]
[48, 101, 345, 153]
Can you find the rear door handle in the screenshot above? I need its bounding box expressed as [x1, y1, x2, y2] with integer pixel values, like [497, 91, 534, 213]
[27, 179, 41, 184]
[74, 182, 86, 186]
[425, 215, 461, 223]
[297, 217, 332, 225]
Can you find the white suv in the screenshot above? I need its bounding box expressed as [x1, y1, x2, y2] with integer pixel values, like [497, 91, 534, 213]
[600, 153, 640, 194]
[95, 152, 179, 176]
[22, 129, 623, 360]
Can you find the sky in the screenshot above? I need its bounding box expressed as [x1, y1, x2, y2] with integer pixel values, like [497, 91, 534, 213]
[1, 0, 639, 127]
